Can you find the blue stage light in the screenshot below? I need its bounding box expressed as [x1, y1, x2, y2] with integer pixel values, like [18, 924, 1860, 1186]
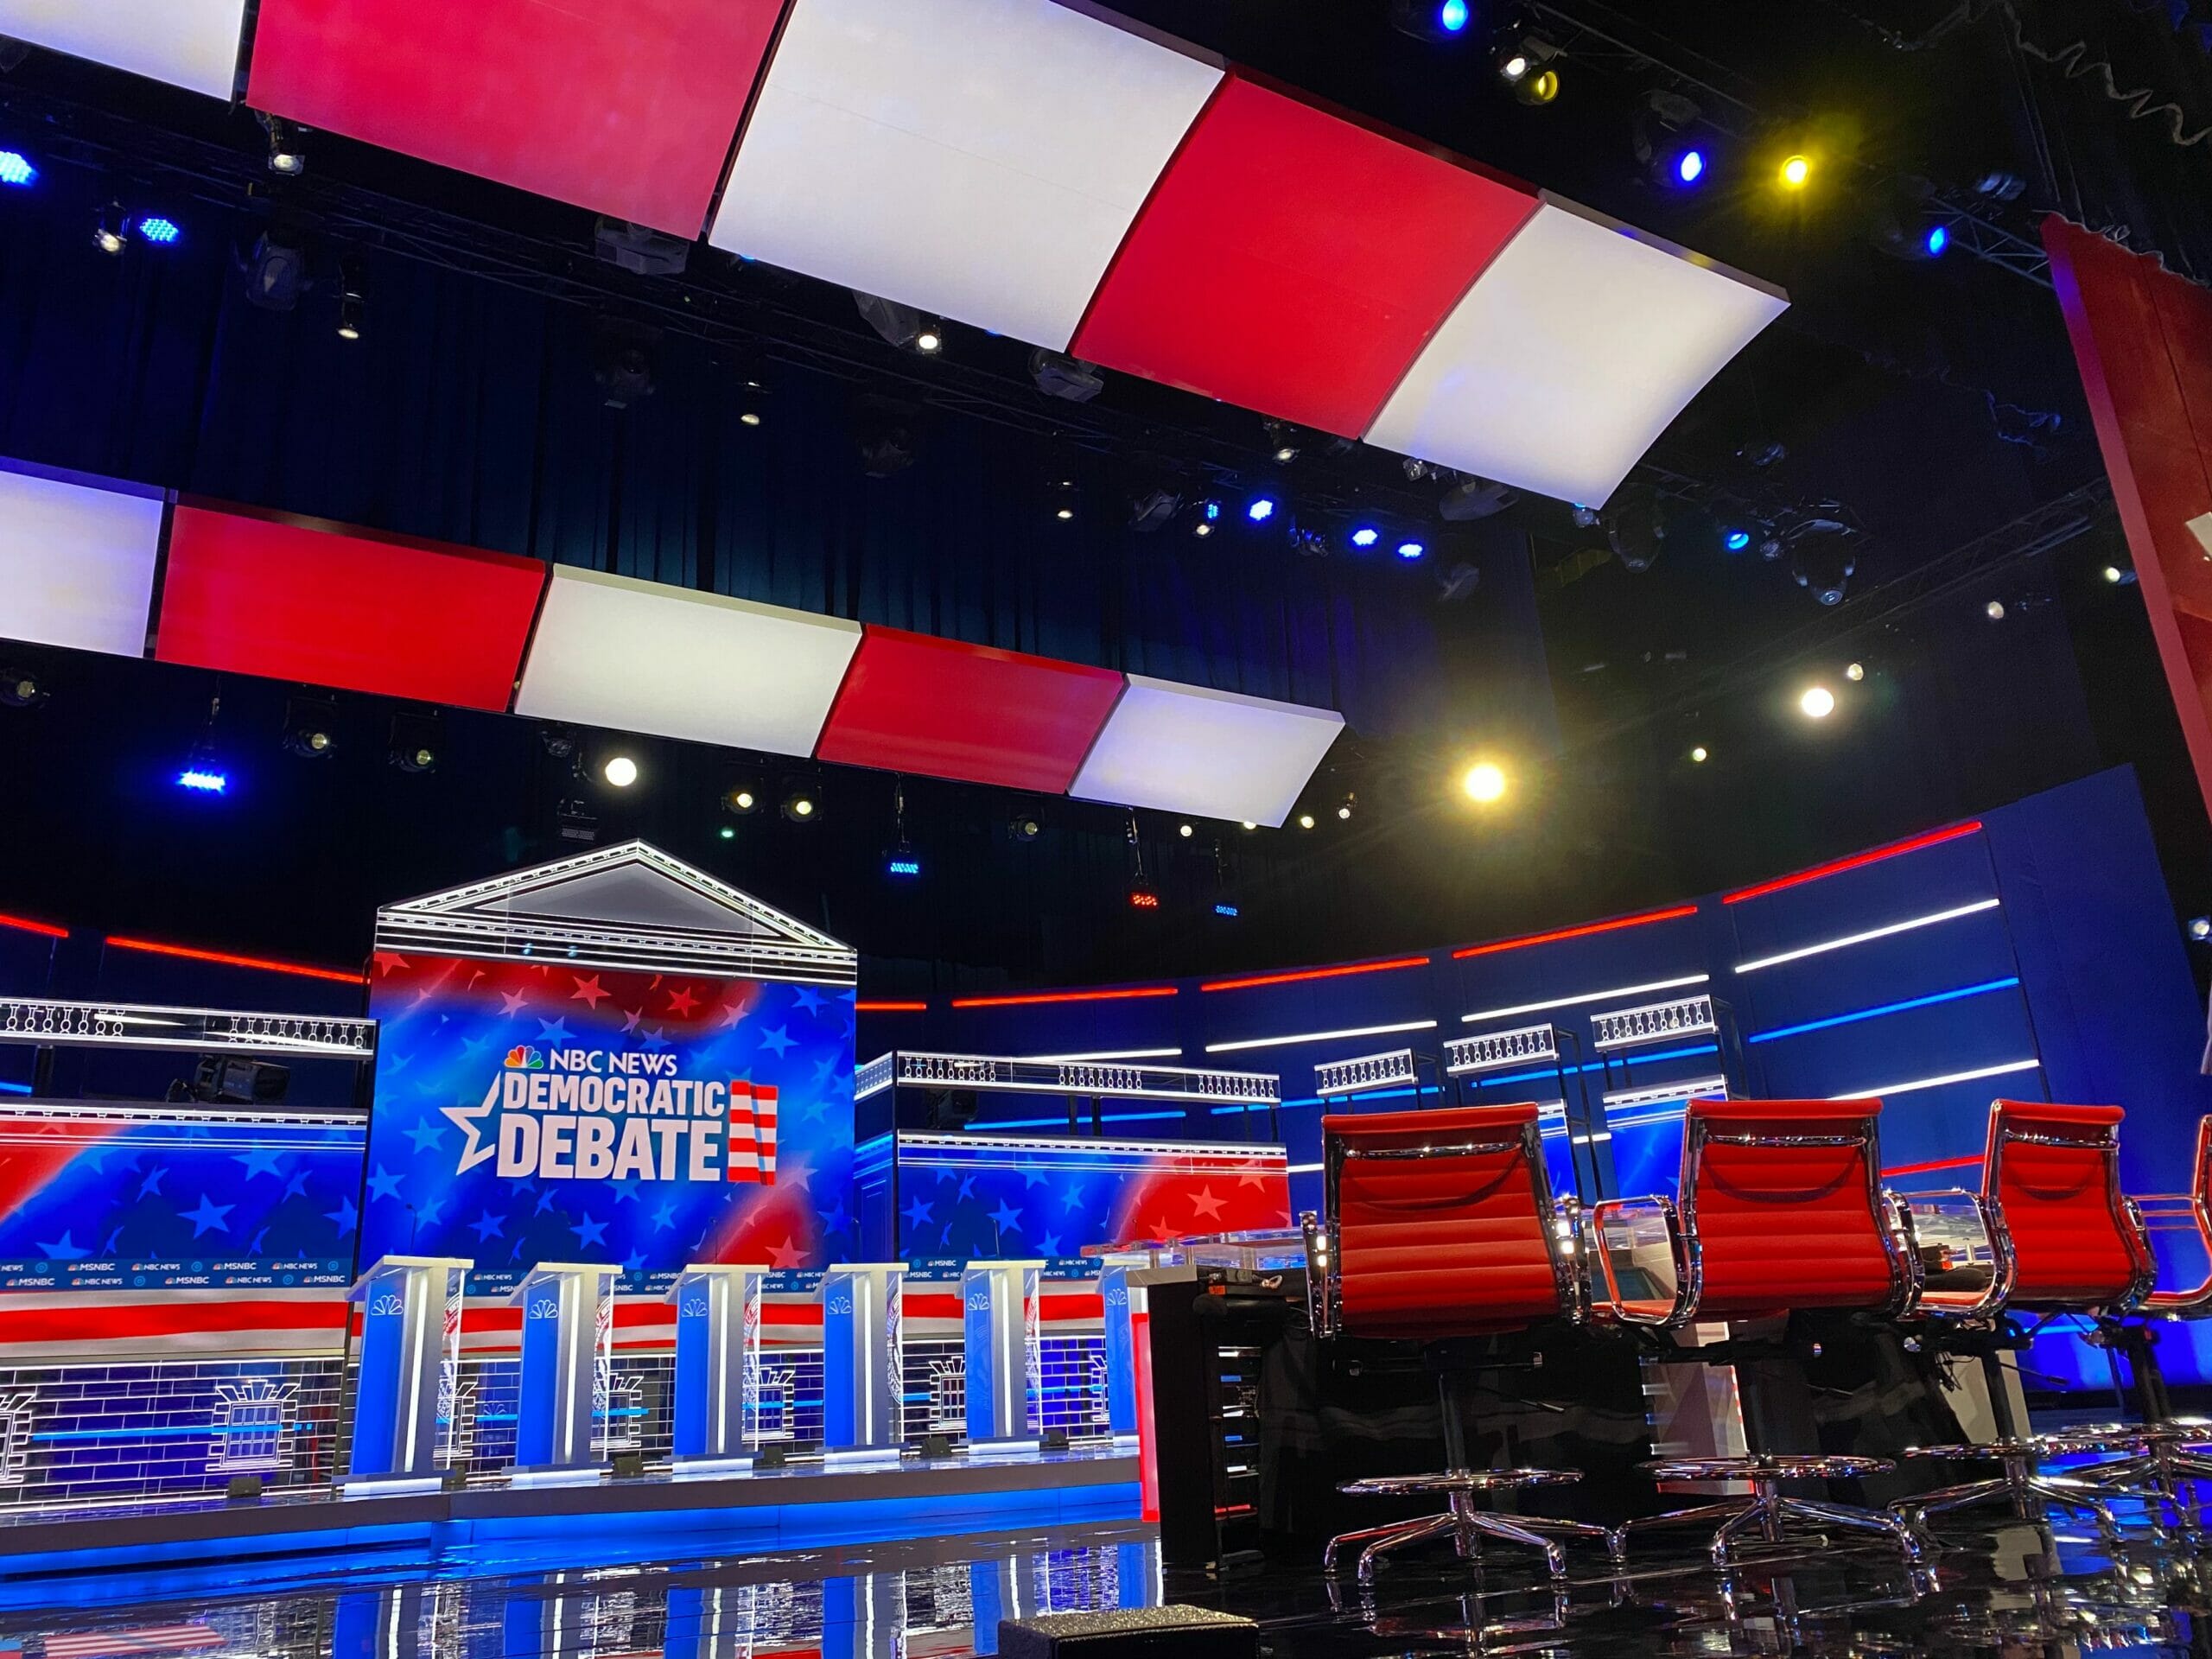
[887, 856, 921, 877]
[1675, 149, 1705, 185]
[0, 151, 35, 188]
[1350, 526, 1380, 548]
[1924, 224, 1948, 257]
[1723, 528, 1751, 551]
[136, 216, 181, 245]
[1204, 500, 1221, 521]
[176, 768, 227, 794]
[1247, 497, 1276, 523]
[1395, 540, 1425, 560]
[1438, 0, 1471, 31]
[1214, 903, 1241, 918]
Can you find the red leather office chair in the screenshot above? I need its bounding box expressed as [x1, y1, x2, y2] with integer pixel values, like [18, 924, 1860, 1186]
[1890, 1100, 2158, 1541]
[1589, 1096, 1926, 1569]
[1304, 1103, 1621, 1583]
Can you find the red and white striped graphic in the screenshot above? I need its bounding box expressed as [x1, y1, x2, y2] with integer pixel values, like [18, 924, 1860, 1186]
[31, 1624, 225, 1658]
[726, 1081, 779, 1185]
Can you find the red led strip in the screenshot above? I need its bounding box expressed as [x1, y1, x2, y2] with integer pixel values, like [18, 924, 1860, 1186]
[1202, 955, 1430, 994]
[1882, 1154, 1984, 1178]
[105, 936, 367, 985]
[857, 1001, 928, 1013]
[950, 986, 1179, 1010]
[0, 912, 67, 939]
[1723, 822, 1984, 906]
[1452, 905, 1699, 961]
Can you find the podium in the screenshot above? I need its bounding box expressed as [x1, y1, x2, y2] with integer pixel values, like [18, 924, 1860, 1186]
[962, 1259, 1044, 1456]
[507, 1261, 620, 1486]
[822, 1263, 907, 1465]
[342, 1254, 471, 1496]
[1098, 1259, 1147, 1447]
[667, 1262, 772, 1476]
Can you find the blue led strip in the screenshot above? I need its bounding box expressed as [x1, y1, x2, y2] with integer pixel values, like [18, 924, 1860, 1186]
[1746, 977, 2021, 1045]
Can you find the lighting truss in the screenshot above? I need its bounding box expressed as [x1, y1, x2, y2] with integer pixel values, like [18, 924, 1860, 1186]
[1314, 1049, 1418, 1097]
[855, 1051, 1279, 1105]
[0, 997, 377, 1059]
[1444, 1024, 1563, 1075]
[1589, 995, 1718, 1052]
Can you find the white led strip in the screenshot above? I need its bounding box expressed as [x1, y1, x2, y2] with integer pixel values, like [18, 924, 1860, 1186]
[1827, 1058, 2040, 1100]
[1205, 1019, 1437, 1056]
[1733, 898, 2001, 974]
[1460, 975, 1710, 1025]
[1019, 1046, 1183, 1063]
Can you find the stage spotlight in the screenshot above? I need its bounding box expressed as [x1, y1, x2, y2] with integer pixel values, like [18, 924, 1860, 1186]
[0, 149, 35, 188]
[1009, 810, 1042, 842]
[2191, 916, 2212, 942]
[1128, 490, 1181, 532]
[1604, 484, 1665, 573]
[887, 849, 922, 879]
[1497, 36, 1558, 99]
[853, 398, 919, 477]
[1870, 178, 1949, 262]
[913, 319, 944, 354]
[1055, 506, 1074, 522]
[1633, 91, 1704, 188]
[1247, 496, 1277, 523]
[722, 785, 760, 817]
[1779, 153, 1813, 189]
[1337, 802, 1352, 820]
[387, 713, 440, 774]
[177, 767, 228, 794]
[782, 787, 817, 823]
[1723, 527, 1751, 551]
[1350, 526, 1380, 549]
[242, 230, 309, 313]
[1789, 520, 1856, 606]
[1439, 477, 1516, 520]
[261, 115, 306, 176]
[1029, 348, 1105, 403]
[337, 291, 364, 340]
[1925, 224, 1948, 256]
[854, 291, 943, 356]
[1297, 812, 1317, 830]
[1516, 65, 1560, 105]
[1440, 0, 1471, 30]
[0, 668, 42, 709]
[1799, 685, 1835, 719]
[1128, 887, 1160, 910]
[1675, 149, 1707, 185]
[282, 695, 338, 759]
[739, 409, 761, 428]
[602, 754, 639, 787]
[1176, 823, 1194, 838]
[718, 825, 735, 841]
[1463, 761, 1507, 803]
[1846, 661, 1866, 682]
[1985, 599, 2006, 620]
[1690, 745, 1709, 763]
[1395, 540, 1426, 560]
[1389, 0, 1474, 40]
[93, 203, 127, 255]
[1241, 820, 1257, 831]
[136, 215, 181, 246]
[2105, 563, 2138, 586]
[1262, 420, 1300, 463]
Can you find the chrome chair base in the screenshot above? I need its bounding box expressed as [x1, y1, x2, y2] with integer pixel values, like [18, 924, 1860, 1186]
[1624, 1456, 1927, 1572]
[1891, 1440, 2124, 1541]
[2075, 1419, 2212, 1529]
[1326, 1470, 1625, 1586]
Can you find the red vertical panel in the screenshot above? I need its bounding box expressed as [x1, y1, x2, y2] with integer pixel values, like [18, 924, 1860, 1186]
[2045, 218, 2212, 817]
[156, 505, 547, 711]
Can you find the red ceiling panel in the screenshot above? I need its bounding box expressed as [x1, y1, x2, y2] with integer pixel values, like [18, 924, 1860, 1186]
[245, 0, 784, 236]
[1071, 73, 1538, 437]
[815, 628, 1125, 792]
[156, 505, 547, 711]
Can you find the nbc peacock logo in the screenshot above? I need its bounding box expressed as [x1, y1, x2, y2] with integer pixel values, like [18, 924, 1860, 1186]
[504, 1045, 545, 1071]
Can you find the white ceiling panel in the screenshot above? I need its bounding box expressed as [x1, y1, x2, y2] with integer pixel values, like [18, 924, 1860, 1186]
[710, 0, 1221, 350]
[0, 465, 163, 659]
[0, 0, 246, 98]
[1070, 675, 1344, 828]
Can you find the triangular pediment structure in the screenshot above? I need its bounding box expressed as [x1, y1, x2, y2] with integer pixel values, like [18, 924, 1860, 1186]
[373, 840, 855, 986]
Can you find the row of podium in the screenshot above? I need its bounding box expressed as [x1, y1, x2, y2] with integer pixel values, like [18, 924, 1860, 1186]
[343, 1255, 1146, 1493]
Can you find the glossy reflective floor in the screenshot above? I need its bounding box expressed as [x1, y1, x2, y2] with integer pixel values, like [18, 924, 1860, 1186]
[2, 1514, 2206, 1659]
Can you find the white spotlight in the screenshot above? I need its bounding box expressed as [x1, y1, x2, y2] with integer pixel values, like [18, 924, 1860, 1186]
[1799, 686, 1835, 720]
[603, 755, 639, 787]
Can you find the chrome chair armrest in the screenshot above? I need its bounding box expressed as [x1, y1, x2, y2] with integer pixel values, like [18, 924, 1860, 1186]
[1587, 1195, 1692, 1327]
[1893, 1187, 2012, 1321]
[1300, 1210, 1336, 1338]
[1551, 1194, 1587, 1324]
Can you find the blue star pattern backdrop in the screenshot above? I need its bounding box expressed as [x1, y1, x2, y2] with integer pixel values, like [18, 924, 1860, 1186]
[0, 1109, 364, 1289]
[363, 954, 857, 1293]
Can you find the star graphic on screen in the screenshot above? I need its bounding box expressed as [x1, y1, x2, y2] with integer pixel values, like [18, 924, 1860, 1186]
[667, 987, 700, 1018]
[1061, 1185, 1085, 1212]
[571, 974, 610, 1009]
[499, 989, 531, 1017]
[779, 1163, 815, 1192]
[365, 1166, 404, 1203]
[249, 1226, 269, 1255]
[717, 1001, 748, 1031]
[1239, 1170, 1269, 1190]
[821, 1199, 849, 1237]
[458, 1033, 493, 1059]
[105, 1227, 127, 1255]
[621, 1007, 644, 1034]
[958, 1175, 977, 1203]
[137, 1167, 167, 1198]
[1038, 1233, 1063, 1256]
[35, 1231, 87, 1261]
[387, 1052, 416, 1073]
[651, 1199, 677, 1231]
[811, 1055, 842, 1086]
[573, 1214, 609, 1249]
[757, 1026, 796, 1058]
[325, 1196, 359, 1234]
[537, 1017, 571, 1044]
[767, 1236, 806, 1268]
[181, 1194, 234, 1237]
[1190, 1186, 1226, 1222]
[470, 1210, 505, 1242]
[373, 952, 410, 977]
[614, 1183, 641, 1206]
[417, 1196, 444, 1226]
[904, 1197, 934, 1230]
[1022, 1168, 1048, 1189]
[536, 1189, 560, 1215]
[988, 1201, 1023, 1236]
[283, 1167, 311, 1199]
[640, 1027, 671, 1052]
[624, 1249, 648, 1274]
[235, 1146, 286, 1180]
[404, 1120, 445, 1155]
[793, 988, 823, 1017]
